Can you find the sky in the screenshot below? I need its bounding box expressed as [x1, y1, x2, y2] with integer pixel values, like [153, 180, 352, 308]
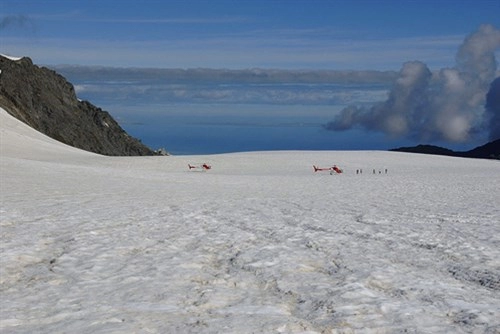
[1, 0, 499, 70]
[1, 0, 500, 153]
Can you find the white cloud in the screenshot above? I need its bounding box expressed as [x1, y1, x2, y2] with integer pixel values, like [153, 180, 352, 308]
[325, 25, 500, 144]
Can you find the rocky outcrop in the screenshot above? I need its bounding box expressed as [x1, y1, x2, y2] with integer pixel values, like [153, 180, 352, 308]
[391, 139, 500, 160]
[0, 55, 157, 156]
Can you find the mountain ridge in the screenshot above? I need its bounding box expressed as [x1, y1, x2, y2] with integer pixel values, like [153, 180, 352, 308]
[390, 139, 500, 160]
[0, 55, 157, 156]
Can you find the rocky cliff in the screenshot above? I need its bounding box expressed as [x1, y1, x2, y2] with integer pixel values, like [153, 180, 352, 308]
[0, 55, 157, 156]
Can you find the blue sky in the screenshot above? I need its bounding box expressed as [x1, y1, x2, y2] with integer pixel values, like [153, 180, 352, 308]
[1, 0, 499, 70]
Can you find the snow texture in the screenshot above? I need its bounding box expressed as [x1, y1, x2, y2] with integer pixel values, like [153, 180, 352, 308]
[0, 54, 23, 61]
[1, 107, 499, 333]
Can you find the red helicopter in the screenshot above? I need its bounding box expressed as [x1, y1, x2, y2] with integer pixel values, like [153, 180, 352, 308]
[313, 165, 343, 174]
[188, 163, 212, 171]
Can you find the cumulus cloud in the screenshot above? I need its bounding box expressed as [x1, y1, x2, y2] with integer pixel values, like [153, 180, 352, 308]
[324, 24, 500, 144]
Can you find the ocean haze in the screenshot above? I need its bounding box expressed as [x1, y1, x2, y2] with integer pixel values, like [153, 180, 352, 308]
[57, 67, 394, 154]
[113, 103, 404, 155]
[54, 65, 492, 154]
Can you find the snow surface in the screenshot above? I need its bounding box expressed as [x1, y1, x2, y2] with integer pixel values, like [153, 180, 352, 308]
[0, 54, 23, 61]
[1, 107, 499, 333]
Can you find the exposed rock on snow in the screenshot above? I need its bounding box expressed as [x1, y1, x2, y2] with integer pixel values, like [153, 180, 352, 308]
[0, 55, 156, 156]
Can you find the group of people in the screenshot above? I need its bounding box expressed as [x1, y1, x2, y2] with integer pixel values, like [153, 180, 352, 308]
[355, 168, 388, 174]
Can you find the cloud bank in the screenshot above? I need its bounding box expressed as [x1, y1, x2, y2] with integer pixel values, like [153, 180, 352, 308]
[324, 24, 500, 143]
[54, 66, 395, 106]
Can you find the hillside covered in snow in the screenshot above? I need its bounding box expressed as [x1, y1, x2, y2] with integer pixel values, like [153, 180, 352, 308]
[1, 107, 499, 333]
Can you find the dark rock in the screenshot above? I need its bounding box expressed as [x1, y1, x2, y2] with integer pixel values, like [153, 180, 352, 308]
[390, 139, 500, 160]
[0, 55, 157, 156]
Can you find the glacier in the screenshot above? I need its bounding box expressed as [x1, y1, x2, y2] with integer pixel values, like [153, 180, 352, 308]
[1, 107, 499, 333]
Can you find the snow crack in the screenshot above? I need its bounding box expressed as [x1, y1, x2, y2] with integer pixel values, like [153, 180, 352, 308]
[448, 266, 500, 291]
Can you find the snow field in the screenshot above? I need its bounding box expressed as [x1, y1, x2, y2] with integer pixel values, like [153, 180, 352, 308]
[1, 108, 500, 333]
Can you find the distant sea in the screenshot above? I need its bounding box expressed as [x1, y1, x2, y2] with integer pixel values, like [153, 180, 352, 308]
[57, 67, 484, 155]
[114, 103, 410, 155]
